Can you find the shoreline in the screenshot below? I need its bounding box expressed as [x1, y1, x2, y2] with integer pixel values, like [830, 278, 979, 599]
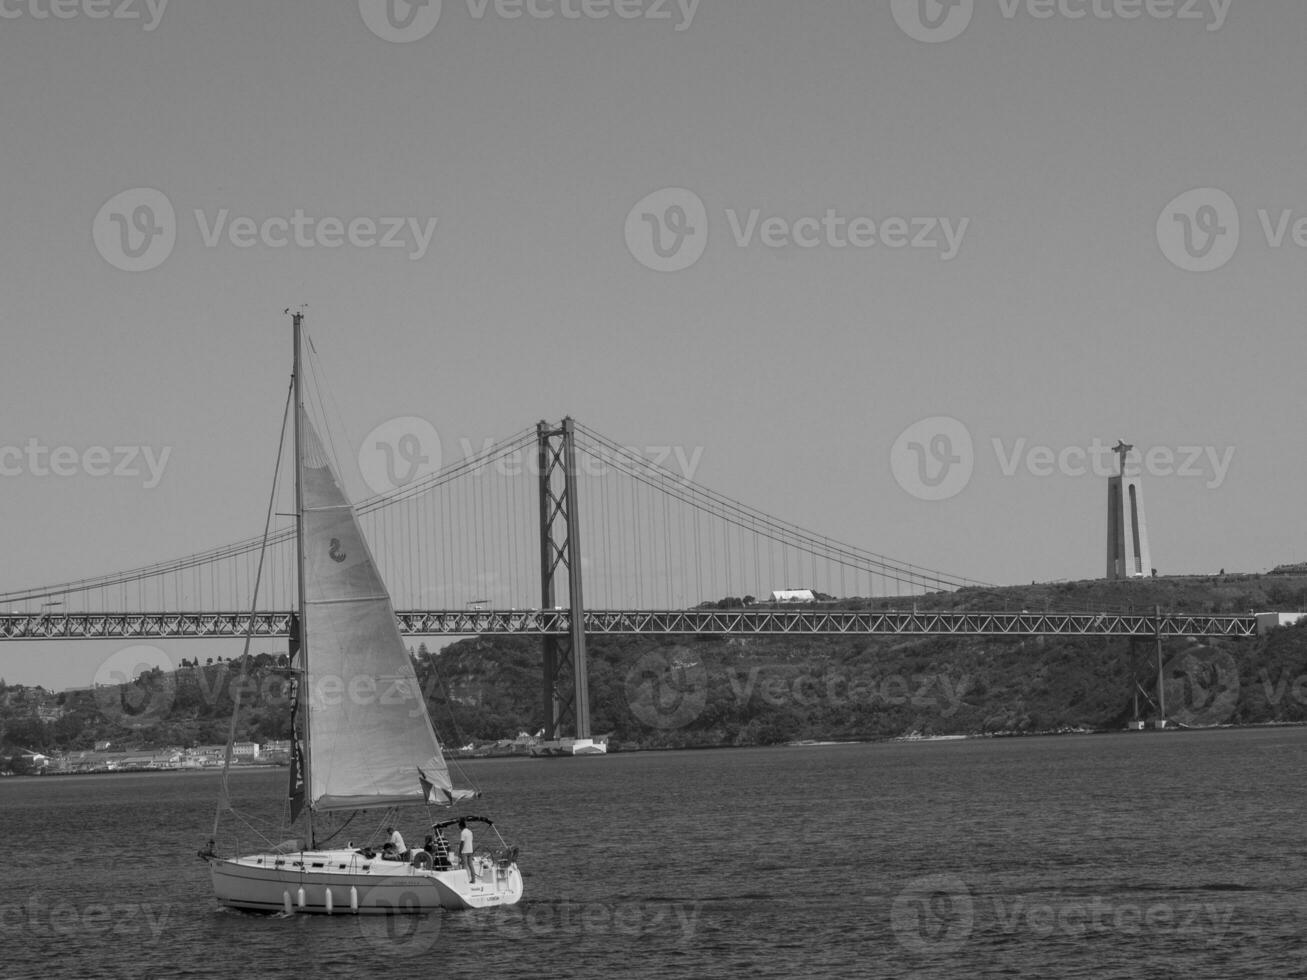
[10, 720, 1307, 776]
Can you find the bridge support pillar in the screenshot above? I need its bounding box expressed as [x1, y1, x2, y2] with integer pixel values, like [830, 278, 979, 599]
[537, 418, 590, 740]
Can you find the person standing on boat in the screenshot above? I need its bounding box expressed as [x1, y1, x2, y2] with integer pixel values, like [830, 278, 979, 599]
[387, 826, 407, 858]
[459, 818, 475, 882]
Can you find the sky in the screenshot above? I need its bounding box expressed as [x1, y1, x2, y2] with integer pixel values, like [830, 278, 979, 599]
[1, 0, 1305, 690]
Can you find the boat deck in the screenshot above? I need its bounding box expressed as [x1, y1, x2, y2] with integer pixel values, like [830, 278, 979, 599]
[212, 847, 521, 913]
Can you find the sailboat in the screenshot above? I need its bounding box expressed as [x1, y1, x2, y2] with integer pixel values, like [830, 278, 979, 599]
[204, 313, 523, 913]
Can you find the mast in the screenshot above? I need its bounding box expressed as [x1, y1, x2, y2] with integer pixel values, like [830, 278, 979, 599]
[292, 310, 314, 847]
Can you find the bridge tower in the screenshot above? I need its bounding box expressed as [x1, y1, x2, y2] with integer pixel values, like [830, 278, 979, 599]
[536, 418, 591, 739]
[1106, 440, 1152, 580]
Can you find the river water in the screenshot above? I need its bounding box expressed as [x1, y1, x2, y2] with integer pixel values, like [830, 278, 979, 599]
[3, 728, 1306, 979]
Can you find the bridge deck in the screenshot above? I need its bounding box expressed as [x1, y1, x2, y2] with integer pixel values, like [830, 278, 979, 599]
[0, 609, 1259, 640]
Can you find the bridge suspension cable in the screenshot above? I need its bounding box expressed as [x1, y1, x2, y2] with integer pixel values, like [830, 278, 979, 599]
[570, 421, 989, 605]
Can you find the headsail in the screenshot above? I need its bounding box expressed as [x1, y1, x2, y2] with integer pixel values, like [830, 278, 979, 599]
[298, 409, 466, 811]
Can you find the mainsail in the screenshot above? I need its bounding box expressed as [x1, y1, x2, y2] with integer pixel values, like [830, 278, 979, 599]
[297, 409, 467, 811]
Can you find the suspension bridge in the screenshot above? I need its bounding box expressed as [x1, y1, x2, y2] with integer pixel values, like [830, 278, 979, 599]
[0, 416, 1258, 738]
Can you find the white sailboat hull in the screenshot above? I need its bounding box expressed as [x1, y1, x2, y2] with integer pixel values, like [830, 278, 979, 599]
[210, 849, 523, 913]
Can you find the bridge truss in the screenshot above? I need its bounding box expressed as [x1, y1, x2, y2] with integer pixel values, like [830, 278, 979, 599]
[0, 608, 1259, 641]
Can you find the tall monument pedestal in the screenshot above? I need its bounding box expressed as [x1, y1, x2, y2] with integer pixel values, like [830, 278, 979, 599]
[1106, 440, 1151, 579]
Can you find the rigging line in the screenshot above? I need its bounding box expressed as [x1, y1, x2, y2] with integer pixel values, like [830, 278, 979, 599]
[428, 660, 481, 796]
[302, 327, 351, 495]
[213, 376, 294, 843]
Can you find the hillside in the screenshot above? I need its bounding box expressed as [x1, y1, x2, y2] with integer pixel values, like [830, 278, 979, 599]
[4, 573, 1307, 757]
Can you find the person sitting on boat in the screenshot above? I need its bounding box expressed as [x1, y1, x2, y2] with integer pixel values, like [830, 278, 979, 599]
[384, 826, 408, 860]
[459, 818, 475, 882]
